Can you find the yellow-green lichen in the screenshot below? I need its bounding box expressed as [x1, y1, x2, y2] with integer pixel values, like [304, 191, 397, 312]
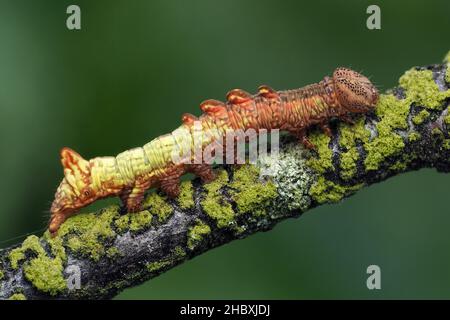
[8, 235, 66, 295]
[337, 117, 370, 180]
[23, 254, 66, 296]
[8, 293, 26, 300]
[146, 260, 171, 273]
[145, 245, 188, 274]
[432, 127, 444, 137]
[187, 220, 211, 250]
[142, 193, 173, 222]
[129, 210, 152, 231]
[201, 169, 236, 228]
[114, 215, 130, 233]
[9, 235, 47, 270]
[389, 160, 408, 171]
[399, 69, 450, 110]
[408, 132, 421, 142]
[229, 165, 277, 216]
[443, 139, 450, 150]
[178, 180, 195, 209]
[106, 247, 121, 259]
[364, 94, 410, 171]
[0, 270, 4, 280]
[309, 176, 363, 204]
[306, 132, 333, 173]
[57, 206, 119, 262]
[174, 246, 186, 258]
[412, 109, 430, 125]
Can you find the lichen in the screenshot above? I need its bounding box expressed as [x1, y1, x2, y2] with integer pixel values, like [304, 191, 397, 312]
[399, 69, 450, 110]
[174, 246, 186, 258]
[337, 117, 371, 180]
[257, 141, 313, 213]
[201, 169, 236, 228]
[364, 94, 409, 171]
[8, 235, 66, 296]
[443, 139, 450, 150]
[106, 247, 121, 259]
[114, 215, 130, 233]
[23, 255, 66, 296]
[142, 192, 173, 222]
[146, 260, 171, 273]
[187, 220, 211, 250]
[129, 210, 152, 231]
[0, 270, 4, 280]
[229, 165, 277, 216]
[9, 235, 47, 270]
[145, 245, 187, 274]
[8, 293, 26, 300]
[309, 176, 363, 204]
[306, 132, 333, 173]
[57, 206, 119, 261]
[389, 160, 408, 171]
[178, 180, 195, 209]
[412, 109, 430, 125]
[408, 132, 421, 142]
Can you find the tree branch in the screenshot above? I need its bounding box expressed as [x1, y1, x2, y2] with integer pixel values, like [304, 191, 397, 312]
[1, 58, 450, 300]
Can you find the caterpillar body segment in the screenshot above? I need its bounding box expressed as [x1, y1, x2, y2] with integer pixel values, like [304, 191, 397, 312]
[49, 68, 378, 235]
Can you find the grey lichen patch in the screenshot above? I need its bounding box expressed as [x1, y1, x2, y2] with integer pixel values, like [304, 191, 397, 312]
[257, 141, 314, 214]
[187, 220, 211, 250]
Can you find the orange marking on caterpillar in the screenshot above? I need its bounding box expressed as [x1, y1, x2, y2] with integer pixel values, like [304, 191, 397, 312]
[49, 68, 378, 235]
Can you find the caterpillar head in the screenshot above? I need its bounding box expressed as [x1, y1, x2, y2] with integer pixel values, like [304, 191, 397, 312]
[49, 147, 98, 235]
[333, 68, 379, 113]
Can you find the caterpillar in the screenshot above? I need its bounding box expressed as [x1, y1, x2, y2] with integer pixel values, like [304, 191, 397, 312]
[49, 68, 379, 235]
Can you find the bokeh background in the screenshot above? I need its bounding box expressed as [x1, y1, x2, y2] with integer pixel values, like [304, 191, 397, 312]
[0, 0, 449, 299]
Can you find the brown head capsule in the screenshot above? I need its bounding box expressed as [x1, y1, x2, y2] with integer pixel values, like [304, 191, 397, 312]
[332, 67, 379, 113]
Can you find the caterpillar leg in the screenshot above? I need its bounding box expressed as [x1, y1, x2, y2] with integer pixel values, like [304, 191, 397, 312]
[291, 129, 316, 150]
[160, 175, 181, 198]
[340, 114, 355, 125]
[159, 165, 185, 198]
[120, 180, 150, 213]
[319, 123, 332, 137]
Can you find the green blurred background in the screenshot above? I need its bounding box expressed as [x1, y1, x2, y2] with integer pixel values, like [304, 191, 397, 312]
[0, 0, 449, 299]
